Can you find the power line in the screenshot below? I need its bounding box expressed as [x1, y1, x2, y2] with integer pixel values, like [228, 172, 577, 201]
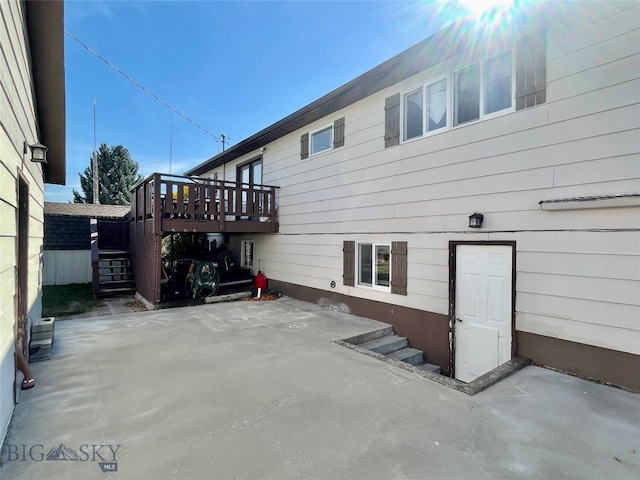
[65, 29, 222, 143]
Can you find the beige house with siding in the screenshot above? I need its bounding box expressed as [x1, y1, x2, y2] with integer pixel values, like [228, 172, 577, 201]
[185, 1, 640, 391]
[0, 0, 65, 442]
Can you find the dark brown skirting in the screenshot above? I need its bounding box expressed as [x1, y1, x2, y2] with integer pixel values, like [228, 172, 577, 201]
[130, 219, 162, 304]
[517, 331, 640, 393]
[270, 280, 451, 375]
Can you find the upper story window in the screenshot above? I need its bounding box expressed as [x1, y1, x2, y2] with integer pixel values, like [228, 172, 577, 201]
[300, 117, 345, 160]
[454, 51, 513, 126]
[454, 64, 480, 125]
[485, 51, 512, 114]
[403, 78, 448, 141]
[386, 32, 545, 148]
[388, 49, 525, 146]
[427, 78, 447, 132]
[311, 126, 332, 155]
[404, 88, 423, 141]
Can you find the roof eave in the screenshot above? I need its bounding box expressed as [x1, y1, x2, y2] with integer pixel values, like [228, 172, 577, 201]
[26, 0, 66, 185]
[185, 5, 548, 177]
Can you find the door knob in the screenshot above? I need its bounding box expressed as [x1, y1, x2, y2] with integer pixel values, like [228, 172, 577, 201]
[455, 317, 463, 323]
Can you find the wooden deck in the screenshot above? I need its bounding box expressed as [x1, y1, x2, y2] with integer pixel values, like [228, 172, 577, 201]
[131, 173, 279, 234]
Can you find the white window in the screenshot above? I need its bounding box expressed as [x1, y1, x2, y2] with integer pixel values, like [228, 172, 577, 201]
[403, 88, 423, 141]
[403, 78, 448, 141]
[241, 240, 254, 268]
[358, 242, 390, 290]
[427, 78, 448, 132]
[485, 51, 512, 114]
[454, 64, 480, 125]
[310, 126, 332, 155]
[454, 51, 513, 126]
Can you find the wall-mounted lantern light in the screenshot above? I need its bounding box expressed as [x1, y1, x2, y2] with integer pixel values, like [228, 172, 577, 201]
[468, 212, 484, 228]
[29, 142, 48, 164]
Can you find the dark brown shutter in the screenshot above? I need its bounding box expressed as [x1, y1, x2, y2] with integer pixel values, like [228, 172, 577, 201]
[343, 240, 355, 287]
[333, 117, 345, 148]
[516, 30, 546, 110]
[391, 241, 407, 295]
[300, 133, 309, 160]
[384, 93, 400, 148]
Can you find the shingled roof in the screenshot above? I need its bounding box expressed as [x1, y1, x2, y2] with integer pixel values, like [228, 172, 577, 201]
[44, 202, 130, 218]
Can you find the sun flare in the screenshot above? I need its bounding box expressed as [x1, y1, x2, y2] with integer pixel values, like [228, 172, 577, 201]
[458, 0, 515, 16]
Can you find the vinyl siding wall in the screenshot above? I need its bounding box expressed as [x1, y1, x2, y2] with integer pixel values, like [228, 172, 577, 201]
[0, 0, 46, 442]
[43, 250, 92, 286]
[205, 2, 640, 357]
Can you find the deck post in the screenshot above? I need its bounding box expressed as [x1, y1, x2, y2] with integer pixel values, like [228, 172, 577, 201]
[90, 218, 100, 297]
[270, 186, 277, 232]
[219, 182, 226, 231]
[142, 180, 147, 233]
[153, 173, 162, 235]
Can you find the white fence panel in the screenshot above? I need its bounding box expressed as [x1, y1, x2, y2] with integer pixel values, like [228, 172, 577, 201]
[43, 250, 92, 286]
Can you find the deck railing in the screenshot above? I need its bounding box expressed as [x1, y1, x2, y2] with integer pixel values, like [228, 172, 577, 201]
[131, 173, 278, 234]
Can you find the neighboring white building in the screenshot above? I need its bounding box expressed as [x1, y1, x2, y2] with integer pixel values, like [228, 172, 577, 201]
[186, 1, 640, 390]
[43, 202, 131, 286]
[0, 0, 65, 443]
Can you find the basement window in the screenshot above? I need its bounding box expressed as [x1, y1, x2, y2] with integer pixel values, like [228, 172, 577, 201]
[241, 240, 254, 268]
[358, 243, 390, 290]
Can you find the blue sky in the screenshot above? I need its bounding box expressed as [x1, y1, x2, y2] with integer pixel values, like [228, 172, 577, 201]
[46, 0, 477, 203]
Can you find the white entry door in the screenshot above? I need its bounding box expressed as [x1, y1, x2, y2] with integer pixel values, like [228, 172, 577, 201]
[454, 245, 513, 383]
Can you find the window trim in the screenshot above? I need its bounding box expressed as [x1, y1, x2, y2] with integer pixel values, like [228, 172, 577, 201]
[356, 241, 392, 292]
[402, 85, 425, 142]
[399, 49, 515, 143]
[484, 50, 514, 116]
[453, 62, 481, 126]
[453, 50, 515, 127]
[425, 75, 449, 134]
[309, 124, 333, 156]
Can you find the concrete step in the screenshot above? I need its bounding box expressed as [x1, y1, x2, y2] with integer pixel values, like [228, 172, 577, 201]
[388, 347, 424, 365]
[98, 287, 136, 295]
[30, 338, 52, 362]
[100, 279, 135, 286]
[343, 326, 394, 346]
[416, 363, 442, 374]
[31, 317, 55, 342]
[31, 317, 55, 333]
[360, 335, 408, 355]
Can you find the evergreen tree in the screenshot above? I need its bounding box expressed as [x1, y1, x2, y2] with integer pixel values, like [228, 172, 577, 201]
[72, 144, 143, 205]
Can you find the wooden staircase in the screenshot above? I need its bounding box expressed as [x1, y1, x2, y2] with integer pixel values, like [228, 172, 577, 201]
[94, 250, 135, 296]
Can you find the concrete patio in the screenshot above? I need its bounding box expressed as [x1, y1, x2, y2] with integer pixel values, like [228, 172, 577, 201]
[2, 297, 638, 479]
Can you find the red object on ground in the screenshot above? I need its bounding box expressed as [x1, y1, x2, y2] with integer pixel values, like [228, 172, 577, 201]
[255, 271, 267, 290]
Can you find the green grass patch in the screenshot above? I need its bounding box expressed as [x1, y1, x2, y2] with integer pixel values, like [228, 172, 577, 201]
[42, 283, 102, 318]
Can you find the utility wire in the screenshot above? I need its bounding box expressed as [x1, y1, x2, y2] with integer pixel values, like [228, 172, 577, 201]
[65, 29, 221, 143]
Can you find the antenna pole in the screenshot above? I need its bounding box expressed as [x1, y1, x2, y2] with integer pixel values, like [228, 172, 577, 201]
[169, 111, 173, 174]
[93, 98, 99, 204]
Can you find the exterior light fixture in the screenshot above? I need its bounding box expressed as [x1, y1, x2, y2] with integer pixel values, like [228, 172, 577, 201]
[468, 212, 484, 228]
[29, 142, 48, 164]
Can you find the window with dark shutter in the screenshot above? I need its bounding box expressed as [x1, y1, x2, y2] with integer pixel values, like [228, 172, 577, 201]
[384, 93, 400, 148]
[333, 117, 345, 148]
[516, 29, 546, 110]
[300, 133, 309, 160]
[343, 240, 355, 287]
[391, 241, 407, 296]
